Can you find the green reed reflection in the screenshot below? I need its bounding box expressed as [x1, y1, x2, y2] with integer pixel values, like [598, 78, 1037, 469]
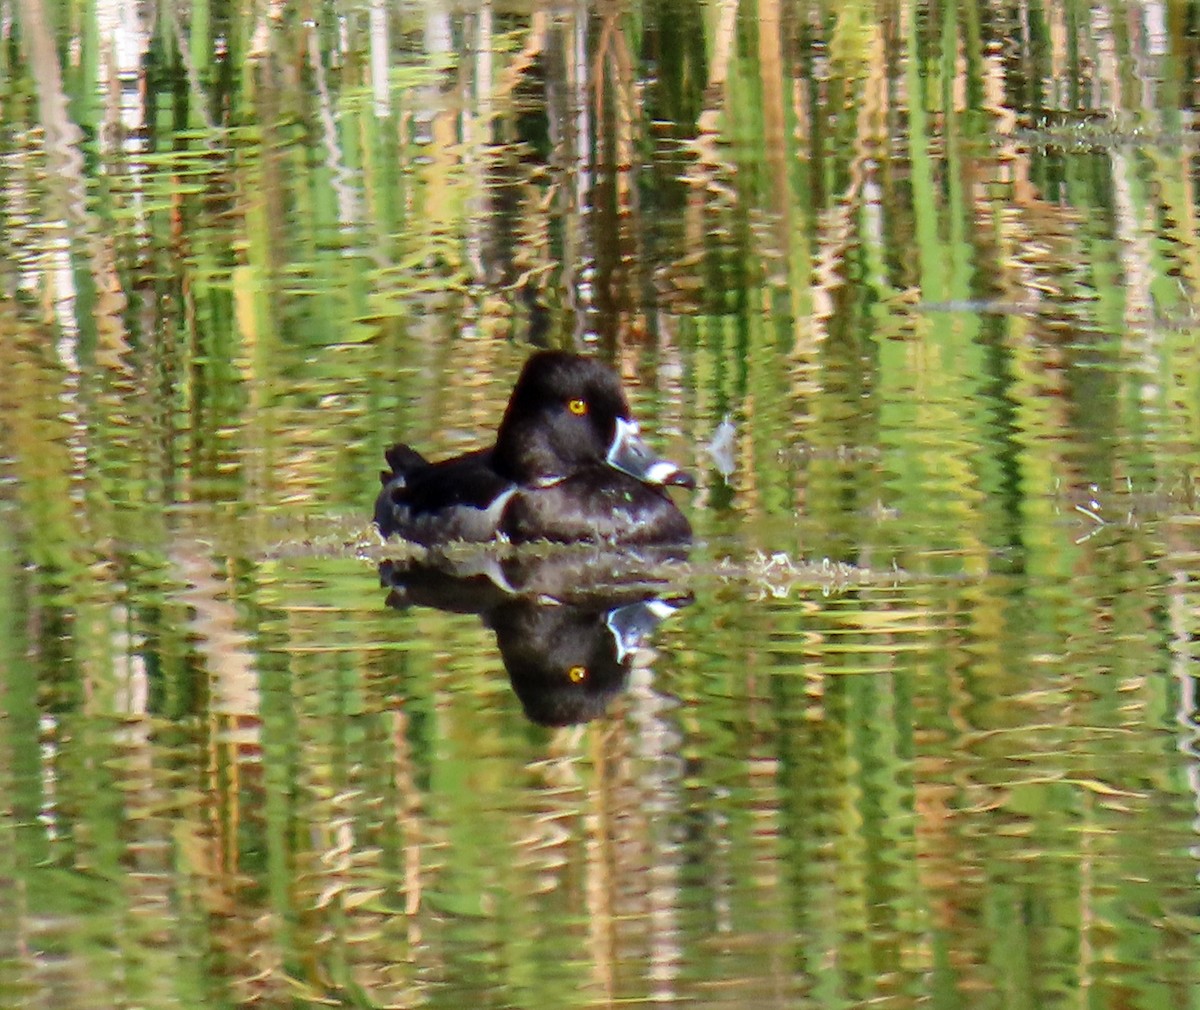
[2, 1, 1199, 1008]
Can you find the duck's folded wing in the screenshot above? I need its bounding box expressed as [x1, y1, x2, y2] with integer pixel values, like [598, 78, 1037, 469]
[401, 451, 510, 512]
[378, 449, 516, 543]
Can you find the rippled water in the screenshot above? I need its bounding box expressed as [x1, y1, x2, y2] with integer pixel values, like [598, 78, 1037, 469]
[2, 2, 1199, 1008]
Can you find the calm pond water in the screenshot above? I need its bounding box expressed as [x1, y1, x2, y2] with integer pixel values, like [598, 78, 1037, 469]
[2, 2, 1199, 1008]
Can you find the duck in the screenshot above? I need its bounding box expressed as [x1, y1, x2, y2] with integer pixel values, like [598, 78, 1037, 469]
[374, 350, 694, 545]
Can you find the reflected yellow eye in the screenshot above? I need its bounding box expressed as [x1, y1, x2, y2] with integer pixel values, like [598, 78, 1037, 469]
[567, 665, 587, 683]
[568, 399, 588, 416]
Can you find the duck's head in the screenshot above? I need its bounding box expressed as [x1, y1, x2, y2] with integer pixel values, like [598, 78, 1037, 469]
[493, 351, 695, 489]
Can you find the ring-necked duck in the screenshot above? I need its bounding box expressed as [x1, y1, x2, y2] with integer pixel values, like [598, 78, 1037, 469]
[374, 351, 694, 545]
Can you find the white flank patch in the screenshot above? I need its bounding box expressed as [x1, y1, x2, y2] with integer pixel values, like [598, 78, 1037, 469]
[480, 486, 518, 523]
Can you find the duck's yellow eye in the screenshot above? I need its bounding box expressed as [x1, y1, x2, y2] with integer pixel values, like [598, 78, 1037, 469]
[567, 665, 587, 683]
[568, 398, 588, 416]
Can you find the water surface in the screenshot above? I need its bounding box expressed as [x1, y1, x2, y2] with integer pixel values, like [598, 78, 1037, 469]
[1, 2, 1198, 1008]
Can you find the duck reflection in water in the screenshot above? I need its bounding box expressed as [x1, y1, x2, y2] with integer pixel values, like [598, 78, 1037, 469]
[379, 553, 690, 726]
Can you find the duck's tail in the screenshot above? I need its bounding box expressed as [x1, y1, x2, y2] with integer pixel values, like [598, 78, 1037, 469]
[380, 443, 428, 486]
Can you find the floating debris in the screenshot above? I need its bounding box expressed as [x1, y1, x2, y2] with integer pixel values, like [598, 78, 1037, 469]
[705, 415, 737, 481]
[712, 550, 910, 598]
[917, 299, 1036, 316]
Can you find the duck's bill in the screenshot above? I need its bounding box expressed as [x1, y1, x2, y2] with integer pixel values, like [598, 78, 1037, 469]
[607, 418, 696, 489]
[605, 596, 693, 662]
